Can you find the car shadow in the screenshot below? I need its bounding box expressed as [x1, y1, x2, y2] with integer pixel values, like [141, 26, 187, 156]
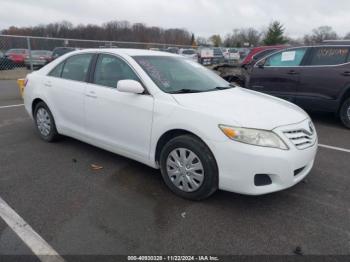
[307, 111, 346, 129]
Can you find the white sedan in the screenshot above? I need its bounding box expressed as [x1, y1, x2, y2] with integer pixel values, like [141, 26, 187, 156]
[23, 49, 318, 200]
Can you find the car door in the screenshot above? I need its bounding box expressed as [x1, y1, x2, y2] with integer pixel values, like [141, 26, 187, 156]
[46, 53, 94, 136]
[296, 46, 350, 112]
[85, 53, 154, 161]
[248, 47, 308, 102]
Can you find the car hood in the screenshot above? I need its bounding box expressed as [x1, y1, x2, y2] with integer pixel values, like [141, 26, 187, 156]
[171, 87, 308, 130]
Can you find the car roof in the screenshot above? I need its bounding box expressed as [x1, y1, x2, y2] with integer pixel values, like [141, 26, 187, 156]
[70, 48, 178, 57]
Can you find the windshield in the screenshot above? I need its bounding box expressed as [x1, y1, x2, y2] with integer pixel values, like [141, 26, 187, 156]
[133, 56, 231, 93]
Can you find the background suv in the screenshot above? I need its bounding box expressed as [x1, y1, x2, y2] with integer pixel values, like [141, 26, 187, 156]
[246, 45, 350, 128]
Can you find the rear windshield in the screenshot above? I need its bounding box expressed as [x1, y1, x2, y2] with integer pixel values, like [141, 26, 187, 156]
[53, 48, 74, 56]
[6, 49, 27, 54]
[31, 50, 52, 56]
[213, 48, 222, 56]
[182, 50, 195, 55]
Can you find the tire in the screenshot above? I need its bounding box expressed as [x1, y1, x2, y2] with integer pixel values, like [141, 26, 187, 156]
[339, 97, 350, 128]
[159, 135, 218, 200]
[33, 102, 60, 142]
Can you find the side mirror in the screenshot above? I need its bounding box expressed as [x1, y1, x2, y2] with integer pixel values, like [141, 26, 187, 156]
[117, 80, 144, 94]
[256, 59, 266, 68]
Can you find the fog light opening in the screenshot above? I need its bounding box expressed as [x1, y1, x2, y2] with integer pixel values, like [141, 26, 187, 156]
[254, 174, 272, 186]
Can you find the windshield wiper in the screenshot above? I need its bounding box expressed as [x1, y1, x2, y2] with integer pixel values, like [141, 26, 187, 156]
[217, 83, 236, 89]
[169, 89, 204, 94]
[214, 86, 231, 90]
[207, 85, 235, 91]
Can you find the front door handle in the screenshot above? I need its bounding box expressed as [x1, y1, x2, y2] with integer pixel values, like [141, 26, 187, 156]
[341, 71, 350, 76]
[86, 91, 97, 98]
[287, 70, 299, 75]
[44, 81, 52, 87]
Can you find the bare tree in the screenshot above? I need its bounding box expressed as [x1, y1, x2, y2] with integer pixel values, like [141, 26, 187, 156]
[304, 26, 338, 44]
[1, 20, 192, 46]
[223, 28, 261, 47]
[344, 32, 350, 40]
[209, 34, 222, 47]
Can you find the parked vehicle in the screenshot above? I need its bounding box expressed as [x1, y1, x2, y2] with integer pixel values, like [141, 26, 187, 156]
[246, 45, 350, 128]
[179, 48, 198, 62]
[52, 47, 75, 59]
[212, 47, 225, 64]
[23, 49, 317, 199]
[197, 46, 214, 65]
[5, 49, 29, 66]
[221, 48, 240, 63]
[241, 45, 287, 68]
[244, 48, 284, 73]
[322, 40, 350, 45]
[237, 48, 251, 61]
[165, 47, 179, 54]
[25, 50, 53, 69]
[149, 48, 160, 51]
[0, 51, 15, 70]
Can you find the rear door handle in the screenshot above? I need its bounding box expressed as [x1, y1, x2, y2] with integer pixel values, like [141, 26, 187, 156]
[287, 70, 299, 75]
[341, 71, 350, 76]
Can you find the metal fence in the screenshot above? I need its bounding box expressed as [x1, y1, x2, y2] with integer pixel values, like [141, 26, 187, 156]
[0, 34, 194, 78]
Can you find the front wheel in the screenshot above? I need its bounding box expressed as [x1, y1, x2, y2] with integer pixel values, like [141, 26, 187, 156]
[34, 102, 60, 142]
[159, 135, 218, 200]
[339, 97, 350, 129]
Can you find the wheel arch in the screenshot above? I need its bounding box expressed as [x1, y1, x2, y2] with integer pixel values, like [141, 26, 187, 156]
[32, 98, 45, 116]
[154, 128, 217, 167]
[338, 87, 350, 113]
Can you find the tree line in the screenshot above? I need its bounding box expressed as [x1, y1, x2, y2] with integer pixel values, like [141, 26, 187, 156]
[208, 21, 350, 47]
[1, 20, 193, 46]
[1, 20, 350, 48]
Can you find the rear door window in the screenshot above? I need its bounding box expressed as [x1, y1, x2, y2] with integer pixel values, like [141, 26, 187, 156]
[265, 48, 307, 67]
[61, 54, 93, 82]
[48, 62, 64, 78]
[309, 47, 350, 66]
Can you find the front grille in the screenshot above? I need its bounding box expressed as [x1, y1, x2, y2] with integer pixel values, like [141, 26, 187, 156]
[283, 129, 315, 150]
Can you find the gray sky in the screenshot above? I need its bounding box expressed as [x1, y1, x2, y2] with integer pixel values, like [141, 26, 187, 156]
[1, 0, 349, 38]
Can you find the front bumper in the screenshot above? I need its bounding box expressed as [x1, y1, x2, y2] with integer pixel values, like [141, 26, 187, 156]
[208, 120, 318, 195]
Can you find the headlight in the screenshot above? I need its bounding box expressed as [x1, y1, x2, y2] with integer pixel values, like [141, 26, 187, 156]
[219, 125, 289, 150]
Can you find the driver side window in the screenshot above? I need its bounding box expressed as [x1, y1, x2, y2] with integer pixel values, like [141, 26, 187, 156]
[93, 54, 139, 88]
[265, 48, 307, 67]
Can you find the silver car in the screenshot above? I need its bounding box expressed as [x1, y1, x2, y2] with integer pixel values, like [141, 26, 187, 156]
[25, 50, 53, 69]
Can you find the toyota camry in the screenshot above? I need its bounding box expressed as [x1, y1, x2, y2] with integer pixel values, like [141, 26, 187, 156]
[23, 49, 318, 200]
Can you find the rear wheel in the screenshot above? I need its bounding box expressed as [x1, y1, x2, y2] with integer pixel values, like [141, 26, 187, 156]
[34, 102, 60, 142]
[339, 97, 350, 128]
[159, 135, 218, 200]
